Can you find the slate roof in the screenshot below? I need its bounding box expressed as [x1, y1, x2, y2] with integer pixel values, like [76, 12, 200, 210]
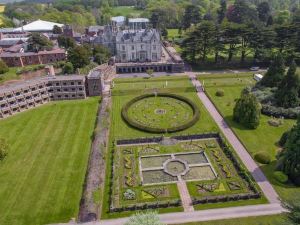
[116, 29, 160, 43]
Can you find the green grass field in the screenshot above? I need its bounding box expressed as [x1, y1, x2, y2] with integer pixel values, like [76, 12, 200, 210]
[199, 73, 299, 203]
[112, 6, 143, 17]
[0, 98, 99, 225]
[111, 77, 218, 139]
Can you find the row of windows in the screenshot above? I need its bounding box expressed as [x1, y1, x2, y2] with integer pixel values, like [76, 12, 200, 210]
[121, 45, 157, 51]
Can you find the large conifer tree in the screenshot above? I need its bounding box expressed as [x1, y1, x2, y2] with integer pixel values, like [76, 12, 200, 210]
[281, 117, 300, 185]
[233, 88, 261, 129]
[276, 60, 300, 108]
[260, 53, 285, 87]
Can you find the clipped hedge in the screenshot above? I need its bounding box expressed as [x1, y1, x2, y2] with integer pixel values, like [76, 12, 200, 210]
[121, 93, 200, 133]
[215, 89, 225, 97]
[273, 171, 288, 184]
[254, 152, 271, 164]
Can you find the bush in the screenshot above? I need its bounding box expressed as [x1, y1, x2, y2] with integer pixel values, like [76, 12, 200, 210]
[273, 171, 288, 183]
[254, 152, 271, 164]
[62, 62, 74, 74]
[0, 60, 9, 74]
[215, 89, 225, 97]
[278, 131, 290, 147]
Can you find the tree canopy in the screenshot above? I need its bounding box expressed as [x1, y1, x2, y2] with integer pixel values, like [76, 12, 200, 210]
[281, 117, 300, 185]
[233, 88, 261, 129]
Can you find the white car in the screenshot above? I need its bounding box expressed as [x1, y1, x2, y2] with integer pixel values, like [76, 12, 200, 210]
[250, 66, 260, 71]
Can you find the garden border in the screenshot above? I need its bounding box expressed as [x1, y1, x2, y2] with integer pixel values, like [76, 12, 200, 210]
[121, 93, 200, 133]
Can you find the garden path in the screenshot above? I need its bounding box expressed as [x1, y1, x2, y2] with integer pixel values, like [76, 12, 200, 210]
[177, 180, 194, 212]
[188, 74, 280, 204]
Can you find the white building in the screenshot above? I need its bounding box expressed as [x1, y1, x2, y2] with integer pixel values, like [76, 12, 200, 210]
[14, 19, 64, 33]
[115, 29, 161, 63]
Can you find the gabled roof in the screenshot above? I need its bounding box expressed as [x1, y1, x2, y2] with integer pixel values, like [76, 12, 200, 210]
[111, 16, 126, 23]
[128, 18, 149, 23]
[14, 20, 64, 32]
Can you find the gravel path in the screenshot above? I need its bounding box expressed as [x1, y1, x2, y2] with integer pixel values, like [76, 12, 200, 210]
[78, 95, 111, 222]
[177, 180, 194, 212]
[189, 74, 280, 204]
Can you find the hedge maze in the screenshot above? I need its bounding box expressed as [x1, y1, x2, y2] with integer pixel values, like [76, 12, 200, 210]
[121, 93, 200, 133]
[107, 133, 263, 214]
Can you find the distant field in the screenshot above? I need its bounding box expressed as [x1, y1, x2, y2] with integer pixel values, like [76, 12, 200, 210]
[112, 6, 143, 17]
[0, 5, 5, 25]
[0, 98, 99, 225]
[0, 5, 5, 13]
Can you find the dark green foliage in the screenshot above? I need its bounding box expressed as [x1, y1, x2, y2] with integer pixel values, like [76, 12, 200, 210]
[254, 152, 271, 164]
[62, 62, 74, 74]
[279, 130, 290, 147]
[215, 89, 225, 97]
[257, 2, 271, 24]
[93, 45, 111, 65]
[57, 36, 76, 49]
[217, 0, 227, 24]
[27, 33, 53, 52]
[52, 25, 62, 34]
[233, 89, 261, 129]
[275, 60, 300, 108]
[0, 137, 9, 161]
[226, 0, 258, 24]
[281, 117, 300, 185]
[182, 4, 201, 30]
[0, 60, 9, 74]
[260, 53, 285, 87]
[273, 171, 288, 183]
[68, 46, 90, 69]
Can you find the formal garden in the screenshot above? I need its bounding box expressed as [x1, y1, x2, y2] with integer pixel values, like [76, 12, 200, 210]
[106, 133, 263, 215]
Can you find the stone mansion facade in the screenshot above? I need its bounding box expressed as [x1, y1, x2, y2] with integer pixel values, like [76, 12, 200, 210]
[115, 29, 162, 63]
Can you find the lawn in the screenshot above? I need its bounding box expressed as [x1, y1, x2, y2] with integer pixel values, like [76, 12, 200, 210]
[0, 98, 99, 225]
[111, 77, 218, 139]
[101, 76, 266, 219]
[111, 6, 143, 17]
[199, 73, 299, 203]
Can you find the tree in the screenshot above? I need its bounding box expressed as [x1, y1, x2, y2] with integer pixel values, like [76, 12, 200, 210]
[281, 117, 300, 185]
[53, 25, 62, 34]
[275, 60, 300, 108]
[182, 5, 201, 30]
[146, 69, 154, 78]
[93, 44, 111, 65]
[0, 137, 9, 161]
[226, 0, 258, 24]
[125, 211, 164, 225]
[217, 0, 227, 24]
[62, 62, 74, 74]
[260, 53, 286, 87]
[27, 33, 53, 52]
[257, 2, 271, 25]
[0, 60, 9, 74]
[57, 36, 76, 49]
[68, 46, 90, 69]
[233, 88, 261, 129]
[222, 22, 241, 62]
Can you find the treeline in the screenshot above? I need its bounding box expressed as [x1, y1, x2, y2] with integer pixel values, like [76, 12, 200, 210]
[180, 0, 300, 65]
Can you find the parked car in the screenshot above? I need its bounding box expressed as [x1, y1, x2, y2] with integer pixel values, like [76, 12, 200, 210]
[250, 66, 260, 71]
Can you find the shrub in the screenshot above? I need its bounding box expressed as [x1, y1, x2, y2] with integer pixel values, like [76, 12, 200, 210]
[0, 138, 9, 161]
[273, 171, 288, 183]
[254, 152, 271, 164]
[62, 62, 74, 74]
[215, 89, 225, 97]
[0, 60, 9, 74]
[278, 131, 290, 147]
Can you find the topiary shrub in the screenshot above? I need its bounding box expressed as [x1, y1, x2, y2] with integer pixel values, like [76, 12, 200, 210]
[273, 171, 288, 183]
[215, 89, 225, 97]
[254, 152, 271, 164]
[278, 131, 290, 147]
